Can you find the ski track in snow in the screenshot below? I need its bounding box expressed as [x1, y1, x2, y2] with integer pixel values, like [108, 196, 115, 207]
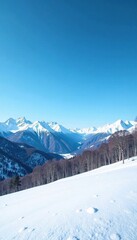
[0, 157, 137, 239]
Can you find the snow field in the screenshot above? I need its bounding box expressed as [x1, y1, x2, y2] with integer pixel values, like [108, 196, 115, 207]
[0, 157, 137, 239]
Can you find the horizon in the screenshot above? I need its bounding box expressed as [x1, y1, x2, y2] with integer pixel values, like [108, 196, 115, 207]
[0, 116, 136, 129]
[0, 0, 137, 128]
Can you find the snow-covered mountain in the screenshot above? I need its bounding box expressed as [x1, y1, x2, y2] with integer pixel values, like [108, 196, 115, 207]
[72, 126, 97, 135]
[0, 118, 74, 134]
[78, 119, 137, 151]
[0, 118, 82, 154]
[0, 117, 32, 133]
[0, 156, 137, 240]
[0, 118, 136, 154]
[95, 119, 134, 134]
[73, 119, 136, 135]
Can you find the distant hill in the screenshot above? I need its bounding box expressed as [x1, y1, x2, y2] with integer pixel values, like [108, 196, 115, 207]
[0, 136, 62, 180]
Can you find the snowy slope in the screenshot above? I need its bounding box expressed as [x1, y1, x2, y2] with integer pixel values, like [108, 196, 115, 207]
[0, 157, 137, 240]
[72, 127, 97, 135]
[96, 119, 134, 134]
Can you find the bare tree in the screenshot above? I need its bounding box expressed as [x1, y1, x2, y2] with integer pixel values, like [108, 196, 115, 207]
[99, 143, 111, 165]
[109, 130, 129, 164]
[132, 125, 137, 156]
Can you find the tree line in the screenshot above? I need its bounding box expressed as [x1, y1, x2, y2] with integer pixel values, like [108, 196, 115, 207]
[0, 126, 137, 196]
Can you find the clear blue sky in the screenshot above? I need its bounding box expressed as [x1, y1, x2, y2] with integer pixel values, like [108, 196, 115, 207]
[0, 0, 137, 128]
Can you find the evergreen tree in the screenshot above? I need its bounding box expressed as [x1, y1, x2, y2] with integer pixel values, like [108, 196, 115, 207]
[10, 175, 21, 192]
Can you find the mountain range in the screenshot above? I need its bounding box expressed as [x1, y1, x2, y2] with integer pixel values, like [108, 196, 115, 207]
[0, 117, 136, 180]
[0, 117, 136, 153]
[0, 117, 81, 154]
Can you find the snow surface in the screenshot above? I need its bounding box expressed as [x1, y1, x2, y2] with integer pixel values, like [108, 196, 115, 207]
[48, 122, 72, 134]
[72, 127, 97, 135]
[0, 157, 137, 240]
[95, 119, 134, 134]
[60, 153, 75, 159]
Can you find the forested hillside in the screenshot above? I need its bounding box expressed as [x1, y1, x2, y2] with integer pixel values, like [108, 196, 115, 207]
[0, 127, 137, 196]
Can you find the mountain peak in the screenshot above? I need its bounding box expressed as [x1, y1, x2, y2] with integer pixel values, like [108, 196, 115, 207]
[17, 116, 26, 121]
[32, 121, 50, 133]
[113, 119, 133, 130]
[115, 119, 123, 123]
[114, 119, 125, 126]
[47, 122, 71, 134]
[16, 117, 32, 125]
[5, 118, 16, 125]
